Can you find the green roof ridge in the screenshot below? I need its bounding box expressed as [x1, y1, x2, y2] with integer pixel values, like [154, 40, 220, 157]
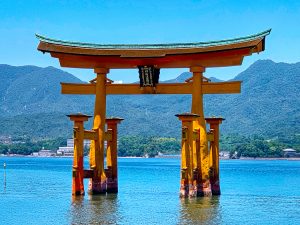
[36, 29, 271, 49]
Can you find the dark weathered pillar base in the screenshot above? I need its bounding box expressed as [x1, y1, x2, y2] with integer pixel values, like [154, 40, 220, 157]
[72, 169, 84, 196]
[212, 189, 221, 195]
[180, 183, 189, 198]
[196, 181, 212, 197]
[88, 177, 106, 194]
[73, 190, 85, 196]
[211, 181, 221, 195]
[188, 184, 198, 198]
[180, 181, 213, 198]
[106, 178, 118, 193]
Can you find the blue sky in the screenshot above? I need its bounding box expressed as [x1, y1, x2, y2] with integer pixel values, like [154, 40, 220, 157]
[1, 0, 299, 82]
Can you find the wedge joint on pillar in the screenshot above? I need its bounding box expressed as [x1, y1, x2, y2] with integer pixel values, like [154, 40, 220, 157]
[94, 68, 110, 75]
[190, 66, 205, 73]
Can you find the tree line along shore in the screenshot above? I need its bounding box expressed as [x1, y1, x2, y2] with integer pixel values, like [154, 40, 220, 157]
[0, 134, 299, 158]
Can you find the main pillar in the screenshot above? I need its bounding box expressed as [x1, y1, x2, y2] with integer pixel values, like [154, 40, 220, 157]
[88, 68, 109, 194]
[205, 117, 224, 195]
[105, 117, 123, 193]
[190, 66, 211, 196]
[176, 113, 200, 198]
[68, 113, 91, 195]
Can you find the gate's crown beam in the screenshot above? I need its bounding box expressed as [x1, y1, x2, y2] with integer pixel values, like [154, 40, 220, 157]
[94, 68, 109, 74]
[190, 66, 205, 73]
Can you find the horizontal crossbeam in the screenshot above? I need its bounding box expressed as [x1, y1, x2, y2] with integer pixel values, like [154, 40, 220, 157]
[105, 129, 112, 141]
[83, 169, 94, 178]
[83, 130, 98, 140]
[61, 81, 241, 95]
[83, 129, 112, 141]
[207, 132, 215, 142]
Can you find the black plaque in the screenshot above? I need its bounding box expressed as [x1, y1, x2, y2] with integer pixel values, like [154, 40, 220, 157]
[138, 66, 160, 87]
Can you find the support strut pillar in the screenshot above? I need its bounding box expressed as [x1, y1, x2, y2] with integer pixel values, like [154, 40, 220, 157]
[205, 117, 224, 195]
[105, 117, 123, 193]
[68, 113, 92, 195]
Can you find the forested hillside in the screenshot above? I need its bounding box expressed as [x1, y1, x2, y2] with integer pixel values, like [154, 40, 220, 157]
[0, 60, 299, 143]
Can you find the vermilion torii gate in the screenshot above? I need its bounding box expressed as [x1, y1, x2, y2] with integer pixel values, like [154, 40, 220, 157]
[36, 29, 270, 197]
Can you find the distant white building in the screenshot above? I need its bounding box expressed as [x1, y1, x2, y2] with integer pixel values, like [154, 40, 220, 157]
[67, 139, 73, 147]
[219, 151, 230, 159]
[58, 139, 91, 156]
[67, 139, 91, 148]
[38, 148, 55, 157]
[283, 148, 299, 158]
[57, 146, 74, 156]
[32, 152, 39, 157]
[0, 135, 12, 144]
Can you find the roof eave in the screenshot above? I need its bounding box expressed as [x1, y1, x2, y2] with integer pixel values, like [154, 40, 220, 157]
[37, 38, 265, 58]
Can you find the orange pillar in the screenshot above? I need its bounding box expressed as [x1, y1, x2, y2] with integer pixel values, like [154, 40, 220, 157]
[106, 117, 123, 193]
[205, 117, 224, 195]
[190, 66, 211, 196]
[176, 113, 200, 198]
[67, 113, 91, 195]
[89, 68, 109, 194]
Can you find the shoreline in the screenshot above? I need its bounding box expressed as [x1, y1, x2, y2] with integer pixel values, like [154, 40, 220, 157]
[237, 157, 300, 161]
[1, 155, 300, 160]
[0, 155, 144, 159]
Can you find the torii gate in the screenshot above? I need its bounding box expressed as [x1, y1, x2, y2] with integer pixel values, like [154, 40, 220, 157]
[36, 29, 270, 197]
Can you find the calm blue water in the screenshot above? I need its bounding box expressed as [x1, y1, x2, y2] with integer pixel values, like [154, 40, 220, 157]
[0, 157, 300, 225]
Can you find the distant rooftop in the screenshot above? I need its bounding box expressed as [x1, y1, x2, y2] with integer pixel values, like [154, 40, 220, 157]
[283, 148, 296, 152]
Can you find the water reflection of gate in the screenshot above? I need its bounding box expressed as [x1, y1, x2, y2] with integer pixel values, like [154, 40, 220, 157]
[71, 195, 119, 224]
[179, 197, 221, 224]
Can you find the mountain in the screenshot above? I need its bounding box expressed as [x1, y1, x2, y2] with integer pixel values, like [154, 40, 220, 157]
[205, 60, 300, 137]
[162, 72, 191, 83]
[0, 64, 93, 115]
[0, 60, 299, 140]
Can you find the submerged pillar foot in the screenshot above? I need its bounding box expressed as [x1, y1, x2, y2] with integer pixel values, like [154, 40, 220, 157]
[72, 183, 85, 195]
[202, 181, 212, 197]
[73, 190, 85, 196]
[197, 181, 212, 197]
[72, 169, 84, 196]
[188, 184, 198, 198]
[179, 183, 189, 198]
[211, 181, 221, 195]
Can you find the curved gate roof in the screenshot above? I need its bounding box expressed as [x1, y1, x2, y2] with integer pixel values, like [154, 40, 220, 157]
[36, 29, 271, 69]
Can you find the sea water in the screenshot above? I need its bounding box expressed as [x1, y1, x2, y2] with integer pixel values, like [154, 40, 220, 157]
[0, 157, 299, 225]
